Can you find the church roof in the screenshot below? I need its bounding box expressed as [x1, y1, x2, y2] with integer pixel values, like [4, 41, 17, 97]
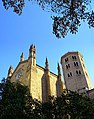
[10, 59, 57, 78]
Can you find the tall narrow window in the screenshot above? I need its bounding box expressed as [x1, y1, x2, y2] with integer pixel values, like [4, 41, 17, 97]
[66, 65, 68, 69]
[76, 70, 81, 75]
[68, 64, 70, 68]
[66, 64, 70, 69]
[65, 57, 68, 62]
[79, 70, 81, 74]
[76, 70, 78, 74]
[74, 62, 79, 67]
[67, 72, 72, 78]
[74, 62, 76, 66]
[70, 72, 72, 76]
[72, 56, 77, 60]
[68, 73, 70, 77]
[76, 62, 78, 66]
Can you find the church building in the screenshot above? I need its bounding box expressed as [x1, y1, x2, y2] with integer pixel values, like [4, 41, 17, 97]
[7, 44, 93, 101]
[8, 44, 64, 102]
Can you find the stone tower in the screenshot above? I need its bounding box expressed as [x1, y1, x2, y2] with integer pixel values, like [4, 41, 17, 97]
[61, 52, 92, 93]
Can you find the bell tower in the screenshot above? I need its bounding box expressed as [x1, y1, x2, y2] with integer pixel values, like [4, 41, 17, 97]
[61, 52, 92, 93]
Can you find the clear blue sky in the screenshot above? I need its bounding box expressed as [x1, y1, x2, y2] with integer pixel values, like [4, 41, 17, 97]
[0, 1, 94, 87]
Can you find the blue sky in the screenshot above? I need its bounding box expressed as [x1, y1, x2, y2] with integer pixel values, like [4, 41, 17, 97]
[0, 1, 94, 87]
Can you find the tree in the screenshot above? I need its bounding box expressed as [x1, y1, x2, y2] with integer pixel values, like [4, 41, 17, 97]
[0, 79, 28, 119]
[50, 0, 94, 38]
[2, 0, 94, 38]
[1, 78, 94, 119]
[42, 90, 94, 119]
[55, 90, 94, 119]
[0, 78, 42, 119]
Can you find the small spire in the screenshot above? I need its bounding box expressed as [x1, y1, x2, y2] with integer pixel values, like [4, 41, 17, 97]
[30, 44, 34, 50]
[34, 45, 35, 49]
[20, 52, 24, 62]
[45, 57, 49, 70]
[8, 65, 13, 78]
[57, 63, 61, 75]
[29, 44, 36, 58]
[33, 44, 36, 54]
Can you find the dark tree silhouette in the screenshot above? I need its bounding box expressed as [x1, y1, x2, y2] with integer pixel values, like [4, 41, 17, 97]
[0, 78, 42, 119]
[2, 0, 94, 38]
[0, 79, 94, 119]
[42, 90, 94, 119]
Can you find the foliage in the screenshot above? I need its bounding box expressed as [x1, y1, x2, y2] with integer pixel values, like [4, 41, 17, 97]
[42, 90, 94, 119]
[51, 0, 93, 38]
[0, 78, 42, 119]
[2, 0, 24, 15]
[2, 0, 94, 38]
[0, 78, 28, 119]
[0, 79, 94, 119]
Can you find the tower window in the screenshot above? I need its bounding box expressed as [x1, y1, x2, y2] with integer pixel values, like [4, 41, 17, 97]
[66, 64, 70, 69]
[79, 70, 81, 74]
[66, 65, 68, 69]
[68, 64, 70, 68]
[74, 62, 79, 67]
[72, 56, 77, 60]
[67, 72, 72, 78]
[70, 72, 72, 76]
[68, 73, 70, 77]
[65, 58, 68, 62]
[76, 70, 81, 75]
[76, 70, 78, 74]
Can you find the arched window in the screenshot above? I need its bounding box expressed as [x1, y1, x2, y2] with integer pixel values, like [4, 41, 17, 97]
[76, 70, 78, 74]
[68, 73, 70, 77]
[72, 56, 77, 60]
[79, 70, 81, 74]
[65, 57, 68, 62]
[68, 64, 70, 68]
[76, 70, 81, 75]
[76, 62, 78, 66]
[74, 62, 79, 67]
[67, 72, 72, 78]
[66, 64, 70, 69]
[70, 72, 72, 76]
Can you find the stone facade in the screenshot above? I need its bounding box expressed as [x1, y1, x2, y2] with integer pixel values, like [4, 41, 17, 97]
[8, 46, 94, 100]
[8, 45, 64, 102]
[61, 52, 92, 93]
